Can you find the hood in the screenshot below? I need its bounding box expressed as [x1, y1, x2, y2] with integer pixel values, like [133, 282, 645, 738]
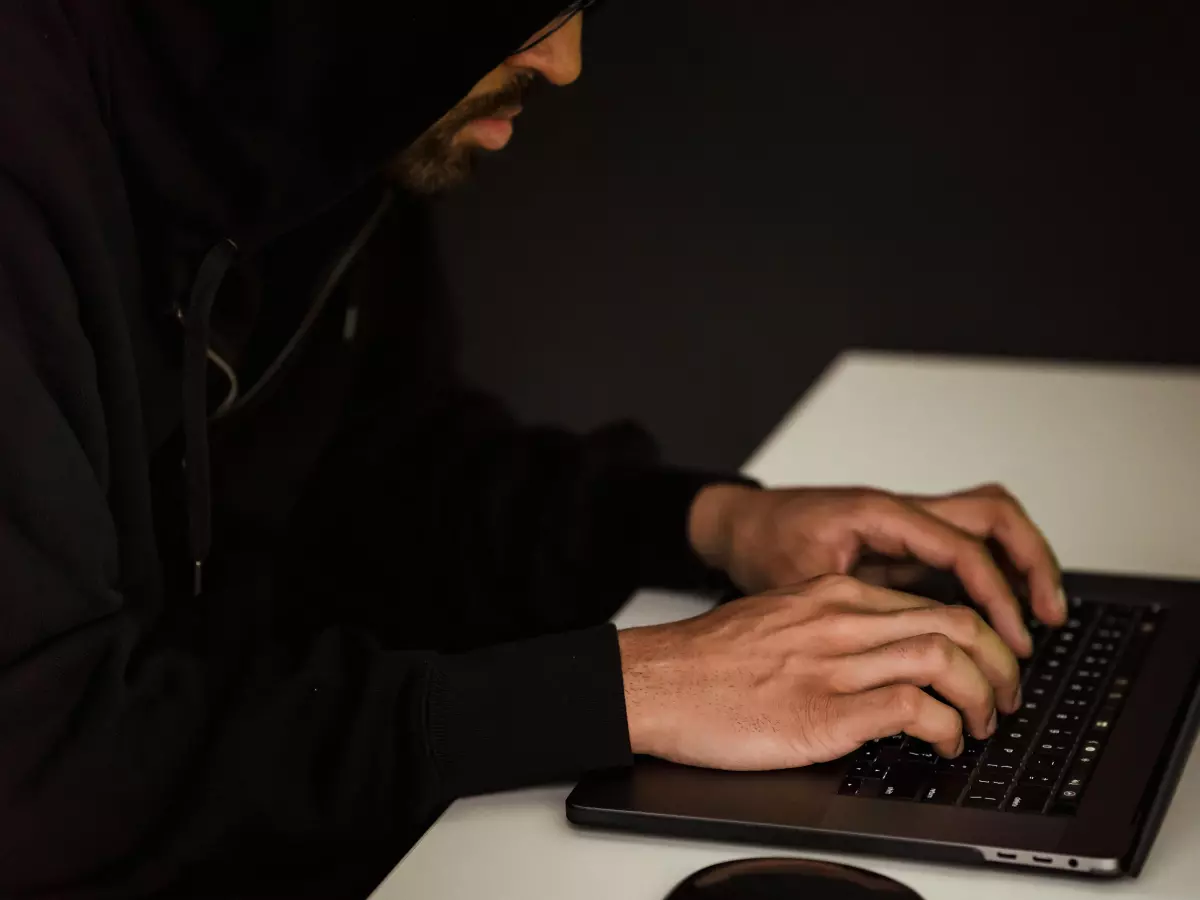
[76, 0, 567, 595]
[103, 0, 566, 250]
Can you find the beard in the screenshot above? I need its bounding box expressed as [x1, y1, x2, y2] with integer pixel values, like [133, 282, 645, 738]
[390, 72, 536, 195]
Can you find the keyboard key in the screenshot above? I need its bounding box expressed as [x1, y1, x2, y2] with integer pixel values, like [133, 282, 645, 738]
[1061, 772, 1088, 792]
[984, 742, 1024, 763]
[1005, 713, 1038, 731]
[1026, 754, 1065, 775]
[963, 791, 1005, 809]
[1065, 754, 1099, 783]
[940, 757, 977, 773]
[881, 767, 929, 800]
[962, 736, 990, 756]
[905, 748, 937, 765]
[977, 763, 1016, 785]
[999, 726, 1034, 745]
[1007, 786, 1051, 813]
[1044, 725, 1077, 741]
[1036, 740, 1072, 756]
[1078, 740, 1103, 761]
[922, 774, 969, 805]
[1019, 771, 1056, 787]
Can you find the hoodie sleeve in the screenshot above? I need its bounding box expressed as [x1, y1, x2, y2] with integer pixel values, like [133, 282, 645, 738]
[0, 180, 633, 897]
[284, 384, 750, 649]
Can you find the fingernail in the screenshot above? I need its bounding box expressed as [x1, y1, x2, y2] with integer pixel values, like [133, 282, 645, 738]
[956, 736, 965, 757]
[1013, 686, 1023, 712]
[987, 709, 998, 737]
[1057, 587, 1069, 617]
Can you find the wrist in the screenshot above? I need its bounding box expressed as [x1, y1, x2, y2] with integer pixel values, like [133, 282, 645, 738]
[687, 482, 760, 570]
[618, 626, 670, 758]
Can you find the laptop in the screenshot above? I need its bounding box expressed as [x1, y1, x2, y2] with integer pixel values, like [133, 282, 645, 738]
[567, 570, 1200, 877]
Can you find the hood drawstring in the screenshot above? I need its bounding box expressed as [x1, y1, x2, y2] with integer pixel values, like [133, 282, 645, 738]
[180, 239, 239, 596]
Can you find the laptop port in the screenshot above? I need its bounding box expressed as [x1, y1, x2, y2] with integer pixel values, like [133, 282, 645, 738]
[1033, 856, 1053, 864]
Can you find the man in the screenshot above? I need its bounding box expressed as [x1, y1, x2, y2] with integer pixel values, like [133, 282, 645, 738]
[0, 1, 1064, 897]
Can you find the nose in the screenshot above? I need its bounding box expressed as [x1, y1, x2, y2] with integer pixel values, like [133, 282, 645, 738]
[510, 14, 583, 86]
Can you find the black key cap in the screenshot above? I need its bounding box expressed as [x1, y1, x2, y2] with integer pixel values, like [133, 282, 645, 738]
[984, 742, 1024, 764]
[881, 767, 929, 800]
[941, 757, 977, 773]
[1077, 739, 1103, 762]
[998, 725, 1035, 745]
[922, 774, 969, 805]
[977, 762, 1016, 785]
[1090, 706, 1119, 734]
[1035, 739, 1072, 757]
[1051, 709, 1085, 726]
[962, 736, 990, 756]
[840, 776, 884, 798]
[963, 791, 1005, 809]
[1019, 699, 1046, 718]
[1061, 771, 1089, 793]
[1065, 681, 1096, 698]
[1026, 753, 1065, 775]
[1067, 753, 1099, 781]
[1005, 713, 1038, 731]
[1007, 786, 1051, 813]
[850, 762, 890, 779]
[1044, 725, 1077, 741]
[1056, 785, 1084, 805]
[1019, 771, 1056, 788]
[904, 748, 937, 765]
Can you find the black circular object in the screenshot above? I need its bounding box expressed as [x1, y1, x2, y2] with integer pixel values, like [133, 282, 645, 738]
[664, 858, 925, 900]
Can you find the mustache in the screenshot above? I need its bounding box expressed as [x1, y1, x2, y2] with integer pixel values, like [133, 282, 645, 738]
[452, 72, 537, 124]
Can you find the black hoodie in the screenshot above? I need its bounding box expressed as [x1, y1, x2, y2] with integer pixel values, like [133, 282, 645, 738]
[0, 2, 746, 897]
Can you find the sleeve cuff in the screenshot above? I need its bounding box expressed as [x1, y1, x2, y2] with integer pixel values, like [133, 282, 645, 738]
[426, 625, 633, 798]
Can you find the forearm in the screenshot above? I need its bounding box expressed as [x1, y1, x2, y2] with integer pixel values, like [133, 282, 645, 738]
[284, 390, 752, 648]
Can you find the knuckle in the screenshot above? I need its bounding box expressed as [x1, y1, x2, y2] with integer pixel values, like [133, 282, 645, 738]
[849, 488, 890, 516]
[808, 572, 860, 599]
[913, 632, 957, 670]
[976, 482, 1010, 499]
[888, 684, 926, 721]
[815, 612, 860, 647]
[943, 604, 985, 640]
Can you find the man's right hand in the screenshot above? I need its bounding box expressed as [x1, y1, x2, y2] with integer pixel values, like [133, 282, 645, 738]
[618, 574, 1022, 770]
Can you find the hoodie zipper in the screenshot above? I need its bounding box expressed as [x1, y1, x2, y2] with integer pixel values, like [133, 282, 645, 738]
[175, 188, 394, 595]
[205, 188, 395, 421]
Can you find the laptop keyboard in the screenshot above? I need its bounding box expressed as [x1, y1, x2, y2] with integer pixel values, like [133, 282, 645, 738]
[838, 596, 1162, 815]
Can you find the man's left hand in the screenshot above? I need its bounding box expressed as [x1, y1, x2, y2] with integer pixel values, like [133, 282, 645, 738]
[688, 483, 1066, 657]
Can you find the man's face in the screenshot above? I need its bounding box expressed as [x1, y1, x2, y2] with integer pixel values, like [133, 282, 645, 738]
[392, 13, 584, 194]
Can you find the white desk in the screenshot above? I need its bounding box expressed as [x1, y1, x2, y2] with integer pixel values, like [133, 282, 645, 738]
[373, 351, 1200, 900]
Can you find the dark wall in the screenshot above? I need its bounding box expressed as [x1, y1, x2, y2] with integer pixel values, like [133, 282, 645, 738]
[434, 3, 1196, 471]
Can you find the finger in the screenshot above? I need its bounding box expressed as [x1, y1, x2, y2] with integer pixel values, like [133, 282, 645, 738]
[850, 495, 1033, 657]
[913, 486, 1066, 627]
[763, 573, 939, 614]
[827, 633, 997, 740]
[834, 684, 964, 758]
[819, 597, 1022, 714]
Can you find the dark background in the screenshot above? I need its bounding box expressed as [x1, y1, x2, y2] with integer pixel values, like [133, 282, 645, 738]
[434, 2, 1196, 471]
